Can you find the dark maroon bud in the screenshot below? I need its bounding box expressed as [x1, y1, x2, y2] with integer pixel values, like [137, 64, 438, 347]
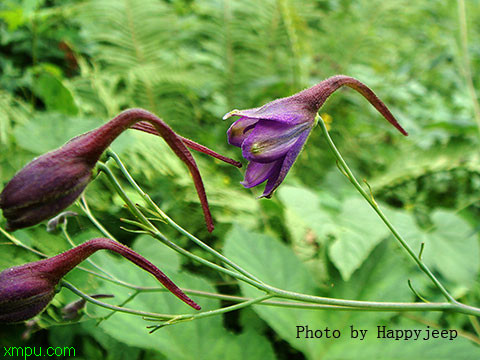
[0, 238, 200, 324]
[0, 108, 222, 232]
[62, 294, 114, 320]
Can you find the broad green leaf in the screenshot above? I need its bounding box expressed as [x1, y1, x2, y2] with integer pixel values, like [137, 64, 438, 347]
[385, 208, 479, 290]
[224, 224, 325, 356]
[33, 72, 78, 115]
[224, 225, 478, 359]
[328, 198, 390, 280]
[277, 185, 337, 244]
[14, 113, 101, 154]
[423, 210, 479, 288]
[278, 185, 390, 281]
[83, 236, 275, 360]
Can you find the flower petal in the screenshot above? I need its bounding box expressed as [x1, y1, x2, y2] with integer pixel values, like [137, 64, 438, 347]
[260, 129, 311, 198]
[227, 116, 258, 147]
[240, 159, 282, 188]
[223, 96, 316, 126]
[241, 120, 311, 163]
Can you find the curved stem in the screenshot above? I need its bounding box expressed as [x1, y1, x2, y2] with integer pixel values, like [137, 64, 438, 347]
[78, 193, 116, 240]
[106, 149, 263, 284]
[147, 294, 276, 332]
[61, 281, 174, 320]
[97, 161, 480, 316]
[317, 114, 456, 303]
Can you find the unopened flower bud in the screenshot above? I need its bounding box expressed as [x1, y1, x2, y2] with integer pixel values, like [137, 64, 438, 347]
[1, 108, 239, 232]
[0, 238, 200, 324]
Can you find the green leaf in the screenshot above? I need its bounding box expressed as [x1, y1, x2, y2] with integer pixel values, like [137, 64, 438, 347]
[277, 185, 337, 244]
[13, 113, 101, 154]
[224, 224, 323, 356]
[33, 72, 78, 115]
[385, 208, 480, 290]
[224, 226, 479, 359]
[328, 198, 390, 280]
[423, 210, 479, 288]
[278, 185, 391, 281]
[83, 236, 275, 360]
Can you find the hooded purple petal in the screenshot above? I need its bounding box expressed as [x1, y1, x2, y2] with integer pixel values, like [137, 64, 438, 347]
[224, 75, 408, 198]
[240, 159, 282, 188]
[260, 129, 311, 198]
[227, 116, 259, 147]
[241, 120, 312, 163]
[223, 98, 315, 126]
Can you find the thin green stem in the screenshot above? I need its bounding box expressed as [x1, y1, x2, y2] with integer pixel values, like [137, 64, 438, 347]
[97, 161, 266, 287]
[469, 315, 480, 338]
[106, 149, 264, 284]
[98, 156, 480, 316]
[79, 194, 117, 240]
[98, 290, 141, 324]
[457, 0, 480, 137]
[317, 114, 455, 303]
[147, 294, 276, 332]
[0, 226, 46, 257]
[61, 281, 174, 320]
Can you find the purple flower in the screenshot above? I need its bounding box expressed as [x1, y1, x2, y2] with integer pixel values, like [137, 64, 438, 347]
[224, 75, 408, 198]
[0, 238, 200, 323]
[0, 108, 240, 232]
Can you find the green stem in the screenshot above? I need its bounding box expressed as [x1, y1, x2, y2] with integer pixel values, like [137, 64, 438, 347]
[457, 0, 480, 137]
[97, 162, 265, 286]
[99, 290, 141, 324]
[61, 281, 174, 320]
[317, 114, 456, 303]
[98, 157, 480, 316]
[79, 194, 117, 240]
[147, 294, 276, 332]
[106, 149, 264, 284]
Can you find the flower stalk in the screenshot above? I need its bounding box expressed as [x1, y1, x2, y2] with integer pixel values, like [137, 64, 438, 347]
[95, 153, 480, 317]
[316, 114, 456, 303]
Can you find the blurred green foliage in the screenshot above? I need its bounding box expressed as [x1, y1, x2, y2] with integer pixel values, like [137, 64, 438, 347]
[0, 0, 479, 358]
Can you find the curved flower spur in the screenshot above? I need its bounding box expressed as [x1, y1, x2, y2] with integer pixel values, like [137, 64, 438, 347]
[223, 75, 408, 198]
[0, 238, 200, 324]
[0, 108, 240, 232]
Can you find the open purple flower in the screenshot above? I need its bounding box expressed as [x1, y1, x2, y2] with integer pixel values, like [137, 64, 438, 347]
[224, 75, 408, 198]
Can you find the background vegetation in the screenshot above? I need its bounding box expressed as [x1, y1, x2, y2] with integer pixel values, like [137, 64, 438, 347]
[0, 0, 479, 358]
